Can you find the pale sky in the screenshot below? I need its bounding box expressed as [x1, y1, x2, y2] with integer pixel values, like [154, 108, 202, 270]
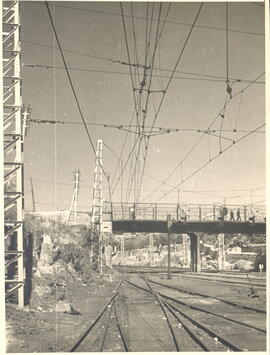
[21, 1, 266, 212]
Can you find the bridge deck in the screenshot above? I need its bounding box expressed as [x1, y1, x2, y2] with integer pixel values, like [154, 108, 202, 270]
[112, 219, 266, 235]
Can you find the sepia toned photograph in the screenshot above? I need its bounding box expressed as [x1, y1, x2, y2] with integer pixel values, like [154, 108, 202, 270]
[2, 0, 267, 352]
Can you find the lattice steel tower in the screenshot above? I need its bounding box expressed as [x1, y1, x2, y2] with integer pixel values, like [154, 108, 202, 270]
[91, 139, 103, 272]
[3, 0, 25, 307]
[66, 169, 80, 224]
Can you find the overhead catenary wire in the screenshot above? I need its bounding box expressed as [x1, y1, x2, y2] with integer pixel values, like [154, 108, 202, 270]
[251, 2, 265, 7]
[226, 2, 229, 84]
[44, 1, 113, 208]
[120, 2, 140, 129]
[123, 3, 158, 202]
[21, 38, 266, 84]
[234, 91, 244, 130]
[28, 117, 266, 135]
[137, 2, 204, 201]
[23, 62, 265, 85]
[126, 3, 164, 203]
[30, 2, 265, 37]
[142, 70, 265, 202]
[122, 2, 171, 203]
[26, 3, 264, 210]
[154, 122, 265, 202]
[26, 177, 264, 196]
[130, 2, 140, 86]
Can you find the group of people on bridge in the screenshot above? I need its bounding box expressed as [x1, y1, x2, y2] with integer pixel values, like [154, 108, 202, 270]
[128, 204, 260, 223]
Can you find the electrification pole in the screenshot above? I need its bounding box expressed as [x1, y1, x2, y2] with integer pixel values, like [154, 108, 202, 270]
[3, 0, 25, 307]
[91, 140, 103, 274]
[66, 169, 80, 224]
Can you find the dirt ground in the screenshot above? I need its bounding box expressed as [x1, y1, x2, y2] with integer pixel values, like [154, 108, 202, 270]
[5, 270, 267, 352]
[6, 272, 121, 353]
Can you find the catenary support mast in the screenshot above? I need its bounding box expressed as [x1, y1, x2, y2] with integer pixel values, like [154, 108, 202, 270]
[66, 169, 80, 224]
[3, 0, 25, 307]
[91, 139, 103, 273]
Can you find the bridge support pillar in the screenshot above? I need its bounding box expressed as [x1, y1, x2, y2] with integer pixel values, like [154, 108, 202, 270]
[188, 233, 201, 272]
[182, 234, 188, 267]
[217, 233, 225, 270]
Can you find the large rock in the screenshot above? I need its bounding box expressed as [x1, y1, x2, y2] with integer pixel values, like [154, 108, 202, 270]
[55, 302, 81, 315]
[39, 234, 54, 266]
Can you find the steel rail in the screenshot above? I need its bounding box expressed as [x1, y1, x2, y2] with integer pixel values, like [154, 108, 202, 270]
[173, 274, 266, 288]
[145, 279, 266, 334]
[160, 298, 242, 351]
[98, 298, 115, 352]
[114, 298, 129, 351]
[125, 278, 242, 351]
[116, 265, 266, 281]
[126, 278, 243, 351]
[161, 299, 209, 351]
[116, 266, 267, 292]
[148, 279, 266, 314]
[143, 278, 180, 351]
[70, 280, 123, 352]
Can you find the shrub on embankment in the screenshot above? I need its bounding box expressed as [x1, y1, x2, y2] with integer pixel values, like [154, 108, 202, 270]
[23, 214, 100, 309]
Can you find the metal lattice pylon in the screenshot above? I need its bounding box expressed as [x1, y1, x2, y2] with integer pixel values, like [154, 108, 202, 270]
[91, 139, 103, 272]
[66, 169, 80, 224]
[3, 0, 25, 307]
[91, 139, 103, 225]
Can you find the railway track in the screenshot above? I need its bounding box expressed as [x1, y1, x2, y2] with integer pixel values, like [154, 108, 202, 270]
[171, 273, 266, 288]
[70, 280, 128, 352]
[147, 278, 266, 314]
[68, 274, 266, 352]
[115, 265, 266, 288]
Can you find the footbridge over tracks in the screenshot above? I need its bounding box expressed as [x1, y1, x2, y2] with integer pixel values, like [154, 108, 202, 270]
[102, 202, 266, 273]
[103, 202, 266, 235]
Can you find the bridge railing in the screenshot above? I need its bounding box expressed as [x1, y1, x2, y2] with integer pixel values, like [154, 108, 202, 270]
[104, 203, 266, 222]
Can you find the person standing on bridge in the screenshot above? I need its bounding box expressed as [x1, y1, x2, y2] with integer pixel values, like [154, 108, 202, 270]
[249, 209, 255, 224]
[130, 204, 136, 220]
[181, 207, 187, 222]
[230, 210, 235, 221]
[236, 208, 241, 221]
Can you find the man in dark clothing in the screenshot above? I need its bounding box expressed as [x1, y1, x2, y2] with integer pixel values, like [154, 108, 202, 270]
[230, 210, 235, 221]
[236, 208, 241, 221]
[223, 206, 228, 221]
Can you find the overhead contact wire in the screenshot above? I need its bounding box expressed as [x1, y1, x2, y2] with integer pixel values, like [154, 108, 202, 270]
[44, 1, 113, 208]
[155, 122, 265, 202]
[138, 3, 204, 200]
